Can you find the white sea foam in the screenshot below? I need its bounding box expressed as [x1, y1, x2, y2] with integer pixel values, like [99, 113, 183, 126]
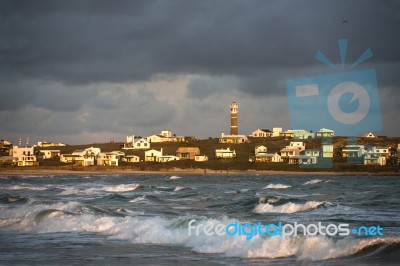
[174, 186, 186, 191]
[0, 202, 398, 260]
[265, 183, 292, 189]
[253, 201, 326, 214]
[58, 187, 82, 196]
[103, 183, 141, 192]
[7, 184, 48, 191]
[169, 175, 182, 180]
[303, 179, 324, 185]
[129, 196, 147, 203]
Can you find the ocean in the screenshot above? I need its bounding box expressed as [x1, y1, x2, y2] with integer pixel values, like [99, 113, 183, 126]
[0, 173, 399, 265]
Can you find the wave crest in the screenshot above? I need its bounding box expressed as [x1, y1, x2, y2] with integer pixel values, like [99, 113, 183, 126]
[265, 183, 292, 189]
[253, 201, 327, 214]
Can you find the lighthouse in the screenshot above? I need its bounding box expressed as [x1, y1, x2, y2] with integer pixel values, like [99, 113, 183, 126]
[230, 101, 238, 135]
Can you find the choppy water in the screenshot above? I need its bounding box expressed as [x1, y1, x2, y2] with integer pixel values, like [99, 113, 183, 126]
[0, 174, 399, 265]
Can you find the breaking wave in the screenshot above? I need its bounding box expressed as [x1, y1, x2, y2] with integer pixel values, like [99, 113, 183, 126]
[0, 201, 398, 261]
[169, 175, 182, 180]
[253, 200, 327, 214]
[265, 183, 292, 189]
[103, 183, 142, 192]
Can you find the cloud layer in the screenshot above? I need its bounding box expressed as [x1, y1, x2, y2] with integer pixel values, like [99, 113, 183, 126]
[1, 0, 399, 143]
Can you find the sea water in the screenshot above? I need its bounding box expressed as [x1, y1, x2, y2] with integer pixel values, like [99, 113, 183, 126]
[0, 174, 399, 265]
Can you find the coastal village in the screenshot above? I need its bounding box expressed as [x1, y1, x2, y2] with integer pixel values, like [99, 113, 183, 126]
[1, 101, 399, 171]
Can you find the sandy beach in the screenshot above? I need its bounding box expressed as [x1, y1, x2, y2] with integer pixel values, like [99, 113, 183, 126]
[1, 167, 399, 176]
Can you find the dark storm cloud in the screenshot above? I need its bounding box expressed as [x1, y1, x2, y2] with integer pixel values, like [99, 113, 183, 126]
[1, 0, 399, 142]
[1, 0, 399, 88]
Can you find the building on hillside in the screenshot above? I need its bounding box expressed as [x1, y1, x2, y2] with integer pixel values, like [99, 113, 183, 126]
[280, 147, 300, 161]
[39, 150, 61, 159]
[322, 138, 334, 158]
[361, 132, 378, 138]
[255, 145, 267, 155]
[280, 141, 305, 162]
[342, 145, 366, 158]
[60, 154, 94, 166]
[251, 129, 273, 137]
[12, 145, 39, 166]
[194, 155, 208, 162]
[272, 127, 282, 137]
[292, 130, 314, 139]
[301, 149, 320, 157]
[123, 155, 140, 163]
[288, 141, 305, 151]
[219, 133, 248, 143]
[146, 134, 171, 143]
[124, 134, 150, 150]
[0, 140, 12, 156]
[172, 136, 199, 142]
[176, 147, 200, 160]
[364, 146, 388, 165]
[215, 148, 236, 159]
[289, 155, 318, 165]
[37, 141, 66, 147]
[72, 147, 101, 157]
[158, 155, 180, 162]
[249, 152, 282, 163]
[97, 153, 119, 166]
[316, 128, 334, 138]
[145, 130, 173, 143]
[145, 149, 163, 162]
[280, 130, 294, 138]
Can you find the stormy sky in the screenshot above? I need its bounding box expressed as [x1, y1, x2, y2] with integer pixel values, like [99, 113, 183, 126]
[1, 0, 399, 144]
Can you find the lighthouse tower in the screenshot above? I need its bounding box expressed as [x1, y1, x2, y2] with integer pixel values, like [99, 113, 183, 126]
[230, 101, 238, 135]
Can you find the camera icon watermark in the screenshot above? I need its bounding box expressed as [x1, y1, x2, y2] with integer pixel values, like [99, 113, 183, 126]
[286, 39, 382, 167]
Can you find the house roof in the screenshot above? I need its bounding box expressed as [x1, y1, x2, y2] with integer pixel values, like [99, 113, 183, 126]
[281, 148, 298, 152]
[318, 128, 334, 132]
[176, 147, 200, 153]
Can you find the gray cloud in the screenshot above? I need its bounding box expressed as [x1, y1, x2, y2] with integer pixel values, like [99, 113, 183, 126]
[0, 0, 399, 142]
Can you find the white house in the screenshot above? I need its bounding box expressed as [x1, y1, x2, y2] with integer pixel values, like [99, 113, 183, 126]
[291, 130, 314, 140]
[342, 145, 366, 158]
[146, 131, 173, 143]
[219, 133, 248, 144]
[145, 149, 163, 162]
[280, 147, 300, 159]
[60, 154, 94, 166]
[123, 155, 140, 163]
[289, 155, 318, 165]
[160, 130, 172, 138]
[146, 134, 171, 143]
[316, 128, 334, 138]
[194, 155, 208, 162]
[12, 146, 39, 166]
[124, 134, 151, 150]
[97, 153, 119, 166]
[215, 148, 236, 159]
[251, 129, 273, 137]
[288, 141, 305, 151]
[364, 147, 388, 165]
[158, 155, 180, 162]
[133, 138, 150, 150]
[272, 127, 282, 137]
[72, 147, 101, 157]
[39, 150, 61, 159]
[249, 152, 282, 163]
[255, 145, 267, 155]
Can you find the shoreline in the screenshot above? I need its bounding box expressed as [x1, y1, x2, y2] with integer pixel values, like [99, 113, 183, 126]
[0, 167, 399, 176]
